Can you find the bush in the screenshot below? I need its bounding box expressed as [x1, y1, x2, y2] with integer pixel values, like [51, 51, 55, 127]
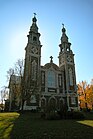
[41, 112, 46, 119]
[41, 111, 60, 120]
[45, 112, 60, 120]
[82, 108, 91, 112]
[57, 109, 67, 119]
[66, 111, 85, 119]
[57, 110, 85, 120]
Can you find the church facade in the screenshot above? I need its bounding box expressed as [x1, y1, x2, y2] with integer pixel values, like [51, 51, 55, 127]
[23, 15, 78, 111]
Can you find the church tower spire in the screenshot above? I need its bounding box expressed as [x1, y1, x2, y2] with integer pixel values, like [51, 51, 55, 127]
[61, 23, 68, 43]
[23, 14, 42, 110]
[30, 13, 38, 33]
[58, 24, 78, 110]
[27, 13, 41, 45]
[59, 24, 71, 54]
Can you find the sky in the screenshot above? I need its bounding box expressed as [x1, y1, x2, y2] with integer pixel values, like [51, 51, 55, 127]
[0, 0, 93, 91]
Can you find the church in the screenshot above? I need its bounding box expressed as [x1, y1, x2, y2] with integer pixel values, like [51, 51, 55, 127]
[22, 14, 78, 111]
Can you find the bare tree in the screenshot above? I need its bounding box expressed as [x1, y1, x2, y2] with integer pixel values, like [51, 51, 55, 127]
[15, 59, 24, 110]
[0, 86, 9, 110]
[6, 68, 14, 82]
[6, 59, 24, 81]
[15, 59, 24, 76]
[2, 86, 9, 100]
[6, 59, 24, 111]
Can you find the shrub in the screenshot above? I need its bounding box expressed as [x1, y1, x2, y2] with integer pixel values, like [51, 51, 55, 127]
[41, 112, 46, 119]
[41, 111, 61, 120]
[57, 109, 85, 120]
[82, 108, 91, 112]
[45, 112, 60, 120]
[66, 111, 85, 119]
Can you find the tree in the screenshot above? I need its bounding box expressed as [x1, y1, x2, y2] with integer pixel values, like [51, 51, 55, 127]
[14, 59, 25, 110]
[0, 90, 4, 110]
[78, 80, 93, 110]
[7, 59, 24, 111]
[87, 79, 93, 109]
[77, 81, 89, 109]
[0, 86, 9, 110]
[6, 68, 14, 82]
[7, 59, 24, 81]
[15, 59, 24, 76]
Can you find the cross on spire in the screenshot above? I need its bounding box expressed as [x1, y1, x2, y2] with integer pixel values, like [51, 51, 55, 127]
[62, 23, 64, 28]
[34, 13, 37, 17]
[32, 13, 37, 23]
[50, 56, 53, 63]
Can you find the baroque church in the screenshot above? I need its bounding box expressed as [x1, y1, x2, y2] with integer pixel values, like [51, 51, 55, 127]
[22, 14, 78, 111]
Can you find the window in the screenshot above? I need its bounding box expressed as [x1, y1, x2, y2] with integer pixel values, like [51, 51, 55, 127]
[69, 68, 73, 86]
[58, 74, 62, 86]
[71, 97, 76, 104]
[47, 70, 56, 88]
[33, 36, 37, 41]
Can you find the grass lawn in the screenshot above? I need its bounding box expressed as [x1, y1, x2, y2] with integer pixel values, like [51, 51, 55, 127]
[0, 112, 93, 139]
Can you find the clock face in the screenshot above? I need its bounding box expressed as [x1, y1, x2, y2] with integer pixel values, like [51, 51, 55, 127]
[67, 55, 73, 63]
[31, 47, 38, 54]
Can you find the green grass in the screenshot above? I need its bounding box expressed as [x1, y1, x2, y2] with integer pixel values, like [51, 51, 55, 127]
[0, 112, 19, 139]
[0, 112, 93, 139]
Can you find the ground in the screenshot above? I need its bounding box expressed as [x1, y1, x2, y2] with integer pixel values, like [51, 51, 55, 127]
[0, 111, 93, 139]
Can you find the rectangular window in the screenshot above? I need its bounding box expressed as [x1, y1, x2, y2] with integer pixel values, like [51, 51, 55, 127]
[58, 74, 62, 87]
[71, 97, 76, 104]
[48, 70, 56, 88]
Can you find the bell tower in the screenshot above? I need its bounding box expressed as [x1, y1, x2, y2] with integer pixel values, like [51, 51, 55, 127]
[23, 14, 42, 110]
[59, 24, 78, 110]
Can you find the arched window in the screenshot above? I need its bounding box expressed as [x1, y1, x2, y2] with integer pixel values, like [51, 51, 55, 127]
[41, 98, 46, 108]
[49, 97, 56, 109]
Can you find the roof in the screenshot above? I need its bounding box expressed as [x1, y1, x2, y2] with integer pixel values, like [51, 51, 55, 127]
[43, 62, 59, 71]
